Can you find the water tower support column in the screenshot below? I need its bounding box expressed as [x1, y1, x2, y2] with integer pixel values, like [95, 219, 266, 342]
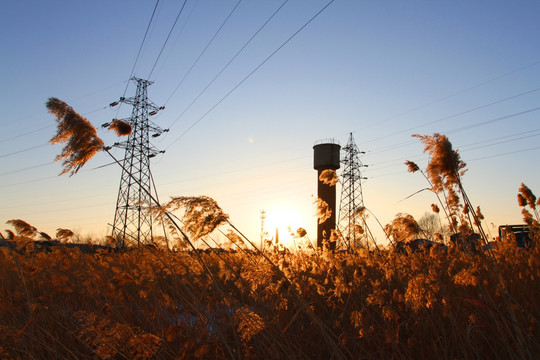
[313, 140, 341, 249]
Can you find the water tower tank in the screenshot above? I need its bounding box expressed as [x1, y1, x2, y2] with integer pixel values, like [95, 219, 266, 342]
[314, 142, 341, 170]
[313, 140, 340, 249]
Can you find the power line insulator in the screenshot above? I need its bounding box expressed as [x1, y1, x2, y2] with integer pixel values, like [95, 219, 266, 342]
[109, 101, 119, 107]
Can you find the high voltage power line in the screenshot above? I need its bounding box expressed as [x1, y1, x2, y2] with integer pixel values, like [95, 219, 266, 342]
[147, 0, 189, 80]
[4, 141, 538, 218]
[5, 3, 540, 244]
[359, 128, 540, 177]
[0, 144, 48, 159]
[466, 145, 540, 162]
[165, 0, 336, 150]
[0, 125, 53, 144]
[3, 3, 539, 209]
[3, 106, 538, 186]
[361, 59, 540, 132]
[122, 0, 160, 98]
[114, 0, 160, 118]
[459, 129, 540, 150]
[3, 94, 538, 177]
[163, 0, 288, 126]
[363, 86, 540, 145]
[2, 5, 536, 163]
[360, 109, 538, 156]
[163, 0, 244, 107]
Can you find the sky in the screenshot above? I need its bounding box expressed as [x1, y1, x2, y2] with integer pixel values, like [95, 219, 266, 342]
[1, 0, 540, 247]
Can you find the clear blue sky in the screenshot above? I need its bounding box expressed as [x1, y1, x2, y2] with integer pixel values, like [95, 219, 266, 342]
[1, 0, 539, 246]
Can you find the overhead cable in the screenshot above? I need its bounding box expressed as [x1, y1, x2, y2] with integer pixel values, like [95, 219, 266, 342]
[364, 86, 540, 145]
[447, 106, 540, 134]
[121, 0, 161, 98]
[0, 162, 53, 177]
[165, 0, 288, 128]
[0, 125, 53, 143]
[166, 0, 335, 150]
[164, 0, 245, 108]
[147, 0, 189, 80]
[363, 59, 540, 131]
[0, 144, 49, 159]
[467, 145, 540, 161]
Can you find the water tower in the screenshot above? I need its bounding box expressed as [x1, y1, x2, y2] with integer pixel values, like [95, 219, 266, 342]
[313, 140, 341, 249]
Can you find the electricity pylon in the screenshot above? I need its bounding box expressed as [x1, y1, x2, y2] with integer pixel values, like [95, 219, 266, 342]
[107, 77, 167, 245]
[337, 132, 371, 250]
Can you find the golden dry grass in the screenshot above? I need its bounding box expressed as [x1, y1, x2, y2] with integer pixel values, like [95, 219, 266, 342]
[36, 101, 540, 358]
[107, 119, 132, 137]
[314, 197, 331, 225]
[47, 97, 104, 176]
[319, 169, 339, 186]
[1, 233, 538, 359]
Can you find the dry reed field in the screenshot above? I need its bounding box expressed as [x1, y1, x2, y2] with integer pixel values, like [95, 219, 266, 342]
[1, 230, 539, 359]
[1, 99, 539, 359]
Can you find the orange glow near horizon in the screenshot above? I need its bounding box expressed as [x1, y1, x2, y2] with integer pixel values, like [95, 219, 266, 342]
[264, 205, 313, 249]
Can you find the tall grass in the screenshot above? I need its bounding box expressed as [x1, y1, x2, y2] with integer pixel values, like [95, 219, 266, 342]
[1, 231, 538, 359]
[2, 100, 533, 358]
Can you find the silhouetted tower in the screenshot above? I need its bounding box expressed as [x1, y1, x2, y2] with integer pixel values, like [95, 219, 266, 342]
[313, 140, 341, 249]
[337, 133, 370, 250]
[108, 77, 166, 245]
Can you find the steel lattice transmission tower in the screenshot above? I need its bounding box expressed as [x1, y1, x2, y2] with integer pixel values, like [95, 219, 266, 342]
[107, 77, 167, 245]
[337, 133, 371, 250]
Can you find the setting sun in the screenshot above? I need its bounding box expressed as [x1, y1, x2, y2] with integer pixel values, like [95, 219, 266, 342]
[264, 205, 311, 249]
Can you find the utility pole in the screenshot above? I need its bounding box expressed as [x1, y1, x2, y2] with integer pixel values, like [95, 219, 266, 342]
[260, 209, 266, 250]
[337, 133, 371, 250]
[107, 77, 167, 246]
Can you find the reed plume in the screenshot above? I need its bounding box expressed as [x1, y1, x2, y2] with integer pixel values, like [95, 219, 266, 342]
[107, 119, 132, 136]
[384, 213, 420, 244]
[411, 133, 490, 246]
[296, 227, 307, 238]
[39, 232, 52, 240]
[148, 204, 188, 248]
[355, 206, 366, 217]
[405, 156, 455, 234]
[412, 133, 466, 215]
[47, 97, 104, 176]
[319, 169, 339, 186]
[475, 206, 484, 221]
[6, 219, 38, 237]
[165, 196, 229, 240]
[315, 198, 332, 224]
[517, 183, 539, 222]
[519, 183, 537, 209]
[517, 193, 528, 207]
[225, 229, 244, 248]
[56, 228, 75, 242]
[405, 160, 420, 173]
